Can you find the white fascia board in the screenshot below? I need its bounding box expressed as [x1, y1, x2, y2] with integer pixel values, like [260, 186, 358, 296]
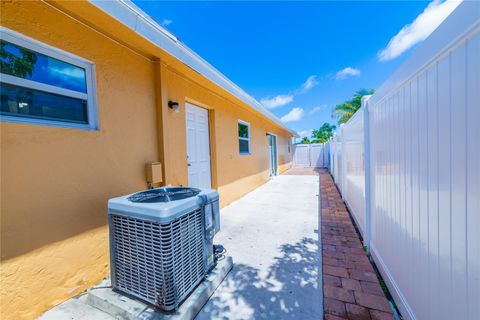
[87, 0, 298, 137]
[369, 1, 480, 108]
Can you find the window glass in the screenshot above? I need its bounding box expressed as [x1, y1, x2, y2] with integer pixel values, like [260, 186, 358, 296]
[238, 121, 250, 154]
[1, 82, 88, 123]
[239, 139, 249, 154]
[238, 122, 249, 138]
[0, 29, 97, 129]
[0, 40, 87, 93]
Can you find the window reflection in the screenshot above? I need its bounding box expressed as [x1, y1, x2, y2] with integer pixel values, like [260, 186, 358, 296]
[1, 83, 88, 124]
[239, 139, 249, 154]
[238, 122, 250, 154]
[0, 40, 87, 93]
[238, 123, 249, 138]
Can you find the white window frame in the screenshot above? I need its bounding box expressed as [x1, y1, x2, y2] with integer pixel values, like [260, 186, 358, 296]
[0, 26, 98, 130]
[238, 120, 250, 155]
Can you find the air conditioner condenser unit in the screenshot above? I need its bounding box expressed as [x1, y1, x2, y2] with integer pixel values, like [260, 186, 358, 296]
[107, 187, 220, 311]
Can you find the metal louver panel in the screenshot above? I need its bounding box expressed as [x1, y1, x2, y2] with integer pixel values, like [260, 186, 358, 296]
[110, 208, 205, 310]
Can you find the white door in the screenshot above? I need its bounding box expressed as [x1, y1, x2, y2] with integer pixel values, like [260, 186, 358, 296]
[185, 103, 212, 189]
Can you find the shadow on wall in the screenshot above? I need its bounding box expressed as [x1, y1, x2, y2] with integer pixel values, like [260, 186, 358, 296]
[199, 237, 322, 320]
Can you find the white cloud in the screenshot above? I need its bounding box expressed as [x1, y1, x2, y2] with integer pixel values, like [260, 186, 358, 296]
[47, 66, 85, 90]
[261, 75, 319, 109]
[336, 67, 361, 80]
[49, 66, 85, 79]
[297, 129, 313, 138]
[294, 128, 313, 143]
[260, 94, 294, 109]
[162, 19, 173, 26]
[309, 104, 327, 115]
[299, 75, 319, 93]
[281, 107, 304, 123]
[379, 0, 461, 61]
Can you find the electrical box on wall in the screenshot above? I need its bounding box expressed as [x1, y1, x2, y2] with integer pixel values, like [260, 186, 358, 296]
[145, 162, 162, 185]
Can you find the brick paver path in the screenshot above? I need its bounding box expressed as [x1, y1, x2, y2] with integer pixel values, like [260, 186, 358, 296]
[319, 168, 394, 320]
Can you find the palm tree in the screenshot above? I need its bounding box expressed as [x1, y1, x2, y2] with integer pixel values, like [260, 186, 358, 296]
[300, 137, 311, 144]
[311, 122, 336, 143]
[333, 89, 374, 124]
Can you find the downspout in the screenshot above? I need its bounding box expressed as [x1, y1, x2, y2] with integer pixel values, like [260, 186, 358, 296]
[153, 60, 168, 186]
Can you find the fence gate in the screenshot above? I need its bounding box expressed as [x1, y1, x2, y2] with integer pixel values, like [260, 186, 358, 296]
[293, 143, 328, 167]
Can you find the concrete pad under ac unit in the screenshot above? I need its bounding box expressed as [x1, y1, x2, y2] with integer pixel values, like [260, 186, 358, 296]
[39, 256, 233, 320]
[86, 257, 233, 320]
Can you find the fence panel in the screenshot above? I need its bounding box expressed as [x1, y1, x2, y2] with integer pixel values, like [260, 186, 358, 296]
[293, 144, 311, 166]
[326, 3, 479, 320]
[342, 111, 366, 235]
[330, 136, 342, 189]
[309, 144, 324, 167]
[293, 143, 326, 167]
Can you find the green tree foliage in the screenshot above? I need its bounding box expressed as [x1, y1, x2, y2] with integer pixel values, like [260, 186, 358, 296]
[0, 40, 37, 78]
[300, 137, 311, 144]
[311, 122, 336, 143]
[333, 88, 375, 124]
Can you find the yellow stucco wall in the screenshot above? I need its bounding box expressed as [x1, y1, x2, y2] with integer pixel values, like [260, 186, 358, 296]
[0, 1, 292, 319]
[158, 63, 292, 206]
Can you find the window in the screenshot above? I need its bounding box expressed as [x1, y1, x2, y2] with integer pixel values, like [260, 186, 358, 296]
[0, 27, 97, 129]
[238, 120, 250, 154]
[288, 139, 291, 153]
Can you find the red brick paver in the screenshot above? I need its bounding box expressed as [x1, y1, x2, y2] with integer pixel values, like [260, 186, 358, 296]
[319, 168, 394, 320]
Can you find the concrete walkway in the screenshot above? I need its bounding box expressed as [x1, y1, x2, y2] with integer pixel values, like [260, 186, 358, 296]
[40, 173, 322, 320]
[196, 173, 322, 320]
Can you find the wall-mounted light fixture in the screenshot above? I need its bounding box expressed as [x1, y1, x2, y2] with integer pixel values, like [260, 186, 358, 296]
[168, 100, 180, 113]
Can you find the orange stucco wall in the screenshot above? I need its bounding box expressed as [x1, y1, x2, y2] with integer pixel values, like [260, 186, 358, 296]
[0, 1, 292, 319]
[0, 1, 160, 319]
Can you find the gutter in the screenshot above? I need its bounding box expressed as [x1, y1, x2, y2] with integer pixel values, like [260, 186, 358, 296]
[88, 0, 298, 137]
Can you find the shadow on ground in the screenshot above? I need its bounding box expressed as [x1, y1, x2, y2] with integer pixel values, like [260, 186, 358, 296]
[198, 237, 322, 320]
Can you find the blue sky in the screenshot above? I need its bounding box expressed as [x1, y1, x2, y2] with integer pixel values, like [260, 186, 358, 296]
[133, 0, 459, 138]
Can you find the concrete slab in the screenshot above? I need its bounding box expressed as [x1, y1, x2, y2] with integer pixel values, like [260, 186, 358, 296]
[195, 175, 322, 320]
[84, 256, 233, 320]
[38, 295, 113, 320]
[39, 257, 232, 320]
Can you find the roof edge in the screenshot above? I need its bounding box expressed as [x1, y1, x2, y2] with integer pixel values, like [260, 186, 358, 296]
[87, 0, 298, 137]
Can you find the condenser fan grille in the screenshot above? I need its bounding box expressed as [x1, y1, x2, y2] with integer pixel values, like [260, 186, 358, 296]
[127, 187, 201, 203]
[110, 208, 205, 310]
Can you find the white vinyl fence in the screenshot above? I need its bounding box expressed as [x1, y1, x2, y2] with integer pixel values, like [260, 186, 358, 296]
[328, 3, 479, 320]
[293, 143, 328, 167]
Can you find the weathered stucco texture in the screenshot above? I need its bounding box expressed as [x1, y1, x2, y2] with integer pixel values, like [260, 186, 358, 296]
[0, 1, 159, 319]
